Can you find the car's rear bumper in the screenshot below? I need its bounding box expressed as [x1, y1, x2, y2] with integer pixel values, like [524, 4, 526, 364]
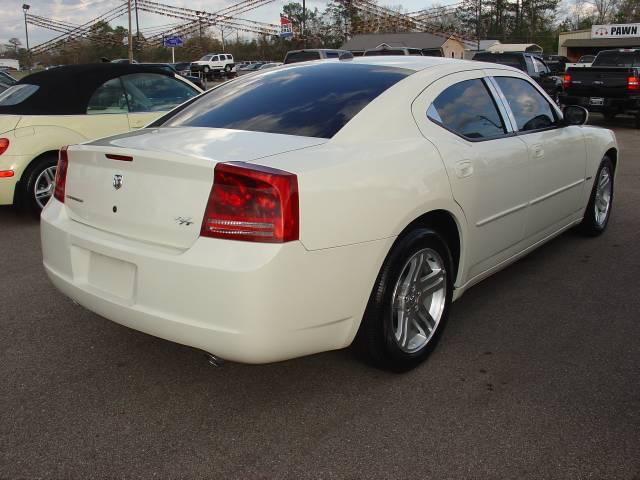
[561, 94, 640, 112]
[41, 200, 392, 363]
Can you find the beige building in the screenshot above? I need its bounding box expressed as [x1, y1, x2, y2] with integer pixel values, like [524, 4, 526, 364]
[559, 26, 640, 60]
[342, 32, 467, 59]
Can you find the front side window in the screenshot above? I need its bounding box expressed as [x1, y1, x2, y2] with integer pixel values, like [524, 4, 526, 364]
[0, 84, 39, 106]
[494, 76, 556, 132]
[427, 78, 505, 139]
[87, 78, 128, 114]
[532, 57, 548, 73]
[159, 63, 411, 138]
[120, 73, 199, 113]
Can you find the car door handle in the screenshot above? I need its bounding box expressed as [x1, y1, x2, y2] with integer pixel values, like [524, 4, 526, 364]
[454, 160, 473, 178]
[532, 144, 544, 159]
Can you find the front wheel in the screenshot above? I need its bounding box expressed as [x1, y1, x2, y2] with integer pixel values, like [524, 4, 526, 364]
[579, 157, 614, 236]
[21, 153, 58, 215]
[356, 229, 454, 372]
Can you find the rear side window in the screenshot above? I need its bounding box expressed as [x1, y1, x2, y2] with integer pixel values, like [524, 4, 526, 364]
[427, 79, 505, 140]
[495, 77, 556, 132]
[325, 51, 340, 58]
[593, 51, 639, 67]
[160, 63, 411, 138]
[284, 51, 321, 64]
[120, 73, 199, 113]
[0, 84, 39, 106]
[87, 78, 128, 114]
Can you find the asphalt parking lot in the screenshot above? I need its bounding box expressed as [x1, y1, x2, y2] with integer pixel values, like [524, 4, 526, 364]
[1, 115, 639, 479]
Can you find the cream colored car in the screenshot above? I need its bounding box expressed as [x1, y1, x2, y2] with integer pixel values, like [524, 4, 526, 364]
[42, 58, 617, 371]
[0, 63, 201, 213]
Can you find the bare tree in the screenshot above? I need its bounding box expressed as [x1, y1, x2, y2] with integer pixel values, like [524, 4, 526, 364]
[8, 37, 21, 54]
[588, 0, 619, 23]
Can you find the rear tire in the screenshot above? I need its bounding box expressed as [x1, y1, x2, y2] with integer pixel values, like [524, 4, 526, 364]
[579, 156, 614, 236]
[356, 229, 454, 372]
[20, 153, 58, 216]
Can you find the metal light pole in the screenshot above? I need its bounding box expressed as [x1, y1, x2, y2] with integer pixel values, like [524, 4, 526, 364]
[22, 4, 30, 70]
[134, 0, 140, 40]
[476, 0, 481, 51]
[22, 4, 30, 51]
[127, 0, 133, 63]
[302, 0, 306, 47]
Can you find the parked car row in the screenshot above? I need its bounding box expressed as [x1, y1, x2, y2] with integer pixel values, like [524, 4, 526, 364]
[0, 53, 617, 371]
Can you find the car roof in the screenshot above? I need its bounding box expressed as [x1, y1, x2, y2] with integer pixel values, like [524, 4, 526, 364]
[0, 63, 176, 116]
[344, 55, 476, 71]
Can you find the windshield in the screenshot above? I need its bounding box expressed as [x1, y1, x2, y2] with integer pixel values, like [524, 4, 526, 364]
[158, 62, 411, 138]
[199, 55, 213, 61]
[0, 84, 39, 106]
[593, 51, 640, 67]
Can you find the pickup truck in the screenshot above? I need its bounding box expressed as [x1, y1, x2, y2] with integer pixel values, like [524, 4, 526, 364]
[561, 49, 640, 125]
[473, 51, 563, 102]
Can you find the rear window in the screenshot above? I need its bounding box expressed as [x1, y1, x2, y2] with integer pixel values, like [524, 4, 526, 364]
[284, 51, 321, 64]
[159, 63, 411, 138]
[0, 84, 39, 106]
[593, 51, 640, 67]
[474, 53, 524, 70]
[364, 49, 406, 56]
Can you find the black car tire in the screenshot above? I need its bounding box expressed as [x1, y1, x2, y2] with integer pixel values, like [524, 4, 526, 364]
[20, 153, 58, 216]
[356, 228, 454, 372]
[579, 156, 614, 236]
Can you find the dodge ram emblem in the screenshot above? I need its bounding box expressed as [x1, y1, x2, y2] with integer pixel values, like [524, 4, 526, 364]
[113, 174, 123, 190]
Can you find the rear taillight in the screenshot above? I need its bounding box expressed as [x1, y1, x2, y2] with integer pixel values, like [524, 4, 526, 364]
[201, 162, 299, 243]
[563, 74, 571, 89]
[53, 146, 69, 203]
[628, 76, 640, 90]
[0, 138, 9, 156]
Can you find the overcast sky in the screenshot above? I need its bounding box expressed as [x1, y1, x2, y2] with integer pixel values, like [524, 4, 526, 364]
[0, 0, 452, 47]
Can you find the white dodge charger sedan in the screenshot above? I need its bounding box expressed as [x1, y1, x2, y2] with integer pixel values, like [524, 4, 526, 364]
[41, 57, 617, 371]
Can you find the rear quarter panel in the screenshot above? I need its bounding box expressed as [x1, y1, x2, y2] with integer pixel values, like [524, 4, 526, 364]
[580, 125, 618, 205]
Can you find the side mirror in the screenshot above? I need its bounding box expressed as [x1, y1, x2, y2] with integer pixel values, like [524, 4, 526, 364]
[562, 105, 588, 126]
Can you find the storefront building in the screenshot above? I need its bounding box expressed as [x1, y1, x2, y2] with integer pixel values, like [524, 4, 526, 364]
[559, 24, 640, 60]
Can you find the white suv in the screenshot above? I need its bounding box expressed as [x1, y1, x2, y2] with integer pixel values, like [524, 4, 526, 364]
[190, 53, 235, 77]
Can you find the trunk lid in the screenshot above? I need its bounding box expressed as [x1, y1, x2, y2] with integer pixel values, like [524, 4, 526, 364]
[64, 127, 326, 249]
[566, 66, 636, 97]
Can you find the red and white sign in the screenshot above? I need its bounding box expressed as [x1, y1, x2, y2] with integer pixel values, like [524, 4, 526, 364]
[280, 16, 293, 38]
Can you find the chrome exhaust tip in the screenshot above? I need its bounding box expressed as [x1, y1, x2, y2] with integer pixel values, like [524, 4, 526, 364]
[205, 353, 225, 367]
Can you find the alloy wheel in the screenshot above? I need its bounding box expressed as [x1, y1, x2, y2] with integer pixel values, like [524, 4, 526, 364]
[391, 248, 447, 353]
[34, 165, 57, 210]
